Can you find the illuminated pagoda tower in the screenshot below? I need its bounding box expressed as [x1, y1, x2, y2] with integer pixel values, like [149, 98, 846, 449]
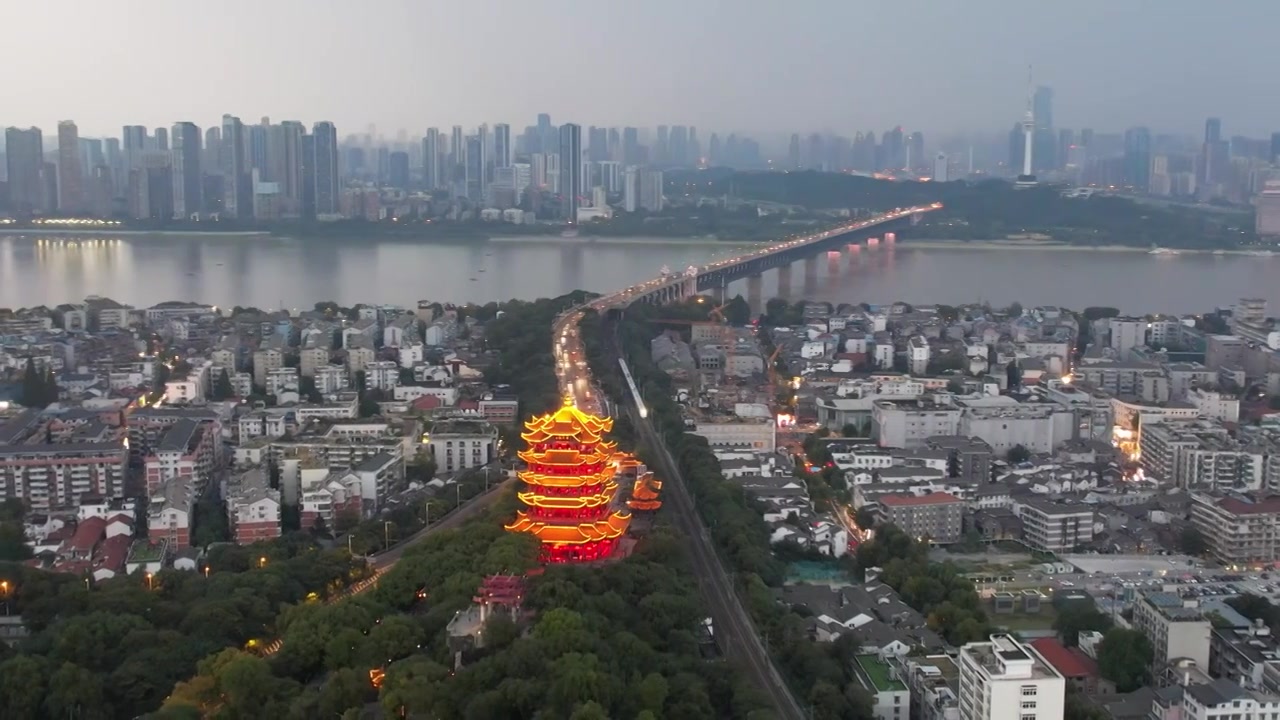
[505, 401, 631, 563]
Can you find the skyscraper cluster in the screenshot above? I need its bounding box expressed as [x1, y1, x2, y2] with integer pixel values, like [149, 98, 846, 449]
[2, 118, 341, 221]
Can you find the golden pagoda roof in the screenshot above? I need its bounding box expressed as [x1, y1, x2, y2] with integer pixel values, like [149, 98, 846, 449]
[626, 473, 663, 511]
[519, 480, 619, 508]
[518, 446, 615, 467]
[518, 467, 616, 489]
[505, 511, 631, 545]
[521, 403, 614, 446]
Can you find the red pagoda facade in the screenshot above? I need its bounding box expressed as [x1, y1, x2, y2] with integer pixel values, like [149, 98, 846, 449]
[505, 402, 631, 563]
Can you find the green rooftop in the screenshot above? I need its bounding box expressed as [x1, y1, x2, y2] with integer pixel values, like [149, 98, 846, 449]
[127, 539, 168, 564]
[855, 655, 906, 694]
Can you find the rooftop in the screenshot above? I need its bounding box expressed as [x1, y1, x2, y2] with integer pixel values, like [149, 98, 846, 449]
[880, 492, 962, 507]
[854, 655, 907, 694]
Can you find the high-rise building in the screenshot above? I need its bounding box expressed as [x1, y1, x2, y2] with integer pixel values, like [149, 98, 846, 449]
[1270, 133, 1280, 165]
[1033, 86, 1053, 131]
[907, 131, 925, 171]
[933, 152, 949, 182]
[476, 124, 490, 188]
[1123, 126, 1152, 192]
[5, 127, 47, 213]
[153, 127, 169, 152]
[389, 151, 409, 189]
[656, 125, 669, 165]
[249, 122, 269, 179]
[423, 128, 441, 190]
[56, 121, 83, 212]
[588, 126, 608, 162]
[622, 127, 640, 166]
[958, 635, 1065, 719]
[202, 127, 221, 178]
[220, 115, 247, 218]
[449, 125, 464, 187]
[669, 126, 688, 167]
[123, 125, 148, 174]
[494, 123, 512, 169]
[103, 137, 123, 196]
[1206, 117, 1222, 145]
[640, 169, 664, 211]
[312, 121, 339, 216]
[300, 133, 316, 218]
[623, 165, 639, 212]
[558, 123, 582, 220]
[170, 122, 203, 219]
[465, 135, 483, 201]
[268, 121, 304, 217]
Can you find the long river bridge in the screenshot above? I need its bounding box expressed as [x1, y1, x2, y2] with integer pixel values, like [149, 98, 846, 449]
[549, 203, 943, 720]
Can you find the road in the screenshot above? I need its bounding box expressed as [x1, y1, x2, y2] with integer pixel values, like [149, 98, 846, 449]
[544, 210, 943, 720]
[258, 479, 511, 656]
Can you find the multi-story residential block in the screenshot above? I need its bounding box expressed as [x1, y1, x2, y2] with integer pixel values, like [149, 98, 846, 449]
[890, 655, 960, 720]
[252, 346, 284, 389]
[300, 470, 363, 529]
[872, 398, 962, 449]
[238, 409, 294, 441]
[346, 344, 375, 375]
[852, 654, 910, 720]
[226, 467, 282, 544]
[1075, 359, 1169, 402]
[314, 364, 349, 395]
[266, 367, 300, 400]
[164, 358, 213, 404]
[957, 634, 1065, 720]
[1143, 420, 1266, 490]
[1013, 499, 1094, 553]
[147, 477, 194, 547]
[126, 406, 222, 462]
[0, 442, 127, 511]
[876, 492, 964, 544]
[1178, 679, 1280, 720]
[298, 344, 330, 379]
[142, 418, 217, 495]
[1132, 591, 1211, 679]
[925, 436, 993, 483]
[1191, 492, 1280, 566]
[426, 418, 498, 473]
[364, 360, 400, 392]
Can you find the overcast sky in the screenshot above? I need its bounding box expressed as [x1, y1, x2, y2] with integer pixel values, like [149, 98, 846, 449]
[8, 0, 1276, 140]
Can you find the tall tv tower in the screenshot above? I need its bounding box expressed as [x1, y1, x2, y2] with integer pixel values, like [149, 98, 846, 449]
[1017, 65, 1038, 186]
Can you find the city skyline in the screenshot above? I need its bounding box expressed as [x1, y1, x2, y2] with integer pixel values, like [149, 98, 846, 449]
[8, 0, 1280, 137]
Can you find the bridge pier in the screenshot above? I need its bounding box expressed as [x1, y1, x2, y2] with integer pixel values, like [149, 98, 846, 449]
[803, 256, 819, 295]
[776, 263, 793, 299]
[746, 273, 763, 314]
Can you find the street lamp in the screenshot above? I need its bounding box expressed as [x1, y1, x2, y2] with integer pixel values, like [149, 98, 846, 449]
[145, 572, 154, 591]
[423, 499, 433, 531]
[258, 556, 267, 569]
[383, 521, 394, 549]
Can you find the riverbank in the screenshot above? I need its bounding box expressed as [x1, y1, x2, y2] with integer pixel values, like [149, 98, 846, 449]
[900, 239, 1276, 256]
[0, 228, 271, 237]
[486, 234, 766, 247]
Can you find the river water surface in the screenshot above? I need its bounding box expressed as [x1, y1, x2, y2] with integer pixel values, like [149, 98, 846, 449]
[0, 233, 1275, 314]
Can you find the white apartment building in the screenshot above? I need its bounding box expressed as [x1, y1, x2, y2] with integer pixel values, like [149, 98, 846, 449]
[957, 634, 1065, 720]
[1013, 499, 1095, 554]
[1132, 591, 1211, 676]
[1178, 678, 1280, 720]
[364, 360, 401, 392]
[313, 365, 349, 395]
[426, 419, 498, 473]
[265, 367, 300, 400]
[689, 420, 777, 453]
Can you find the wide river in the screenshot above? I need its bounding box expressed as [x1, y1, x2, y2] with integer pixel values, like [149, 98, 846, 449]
[1, 233, 1276, 315]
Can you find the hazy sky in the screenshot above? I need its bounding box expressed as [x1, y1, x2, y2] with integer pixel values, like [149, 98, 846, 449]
[9, 0, 1278, 139]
